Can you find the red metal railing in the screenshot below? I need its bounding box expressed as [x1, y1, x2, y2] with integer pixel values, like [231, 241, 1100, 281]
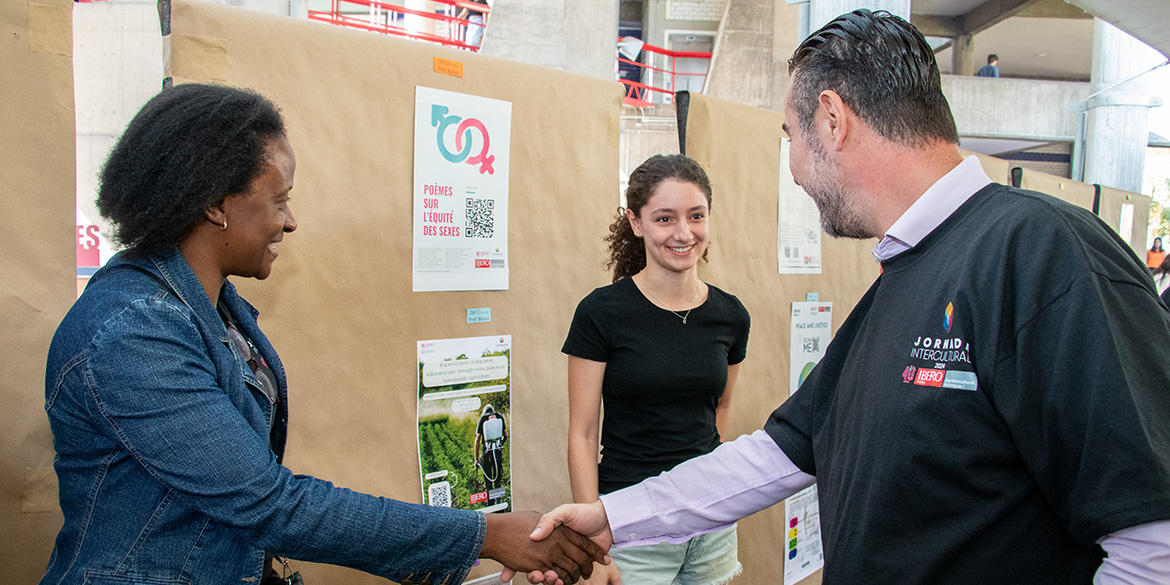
[309, 0, 489, 52]
[618, 39, 711, 107]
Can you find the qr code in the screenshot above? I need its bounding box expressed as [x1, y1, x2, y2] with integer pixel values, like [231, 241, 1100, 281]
[802, 337, 820, 354]
[466, 198, 494, 238]
[428, 481, 451, 507]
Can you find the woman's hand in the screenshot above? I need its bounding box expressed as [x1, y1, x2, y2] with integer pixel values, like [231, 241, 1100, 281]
[484, 511, 608, 585]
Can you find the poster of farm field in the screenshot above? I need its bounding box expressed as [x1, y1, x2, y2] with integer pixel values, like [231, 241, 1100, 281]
[417, 335, 512, 513]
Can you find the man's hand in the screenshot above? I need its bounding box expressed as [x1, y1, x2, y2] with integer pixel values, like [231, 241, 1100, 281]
[531, 501, 614, 549]
[482, 511, 608, 585]
[501, 501, 614, 584]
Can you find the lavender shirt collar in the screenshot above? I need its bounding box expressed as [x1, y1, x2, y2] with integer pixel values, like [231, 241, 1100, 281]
[871, 156, 993, 263]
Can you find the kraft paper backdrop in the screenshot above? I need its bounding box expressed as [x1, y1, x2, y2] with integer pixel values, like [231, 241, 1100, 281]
[166, 0, 622, 581]
[1098, 185, 1152, 258]
[1017, 168, 1150, 257]
[1019, 167, 1098, 211]
[0, 0, 76, 582]
[683, 92, 880, 585]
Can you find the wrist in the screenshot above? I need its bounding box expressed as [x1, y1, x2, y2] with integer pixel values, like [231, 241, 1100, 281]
[480, 513, 506, 560]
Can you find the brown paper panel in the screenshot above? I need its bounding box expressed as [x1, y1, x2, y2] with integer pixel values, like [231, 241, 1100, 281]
[1098, 185, 1151, 259]
[169, 33, 228, 82]
[27, 1, 71, 56]
[683, 92, 880, 585]
[0, 0, 75, 581]
[169, 0, 622, 581]
[1019, 170, 1148, 259]
[1019, 167, 1097, 211]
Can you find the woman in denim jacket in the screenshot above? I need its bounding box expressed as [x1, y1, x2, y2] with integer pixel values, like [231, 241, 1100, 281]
[41, 84, 604, 585]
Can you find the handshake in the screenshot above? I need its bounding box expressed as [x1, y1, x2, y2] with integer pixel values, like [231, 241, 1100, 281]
[486, 501, 611, 585]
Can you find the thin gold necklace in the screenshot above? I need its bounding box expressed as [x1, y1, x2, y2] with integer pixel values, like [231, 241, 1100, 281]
[642, 281, 701, 325]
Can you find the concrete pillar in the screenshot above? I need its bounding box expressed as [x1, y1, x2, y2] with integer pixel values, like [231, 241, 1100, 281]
[952, 33, 975, 77]
[809, 0, 909, 33]
[565, 0, 619, 81]
[479, 0, 617, 81]
[705, 0, 775, 109]
[1083, 18, 1163, 193]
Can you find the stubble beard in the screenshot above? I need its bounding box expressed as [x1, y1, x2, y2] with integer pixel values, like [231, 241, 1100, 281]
[804, 139, 873, 240]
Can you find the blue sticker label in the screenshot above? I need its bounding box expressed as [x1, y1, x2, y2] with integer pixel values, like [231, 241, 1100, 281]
[805, 293, 819, 302]
[467, 308, 491, 324]
[942, 370, 978, 391]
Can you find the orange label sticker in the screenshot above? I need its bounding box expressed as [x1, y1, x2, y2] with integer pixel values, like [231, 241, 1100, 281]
[434, 57, 464, 78]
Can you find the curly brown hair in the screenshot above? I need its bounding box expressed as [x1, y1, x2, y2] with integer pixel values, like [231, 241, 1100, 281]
[605, 154, 712, 282]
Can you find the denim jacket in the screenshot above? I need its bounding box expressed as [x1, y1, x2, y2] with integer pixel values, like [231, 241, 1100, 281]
[42, 249, 484, 585]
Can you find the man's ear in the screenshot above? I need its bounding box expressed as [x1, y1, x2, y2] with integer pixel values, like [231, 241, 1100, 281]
[817, 90, 851, 152]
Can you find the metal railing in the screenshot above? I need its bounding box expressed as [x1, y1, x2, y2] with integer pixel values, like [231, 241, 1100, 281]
[309, 0, 489, 52]
[618, 38, 711, 107]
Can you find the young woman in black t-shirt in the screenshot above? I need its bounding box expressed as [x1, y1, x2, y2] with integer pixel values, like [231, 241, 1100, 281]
[562, 155, 750, 585]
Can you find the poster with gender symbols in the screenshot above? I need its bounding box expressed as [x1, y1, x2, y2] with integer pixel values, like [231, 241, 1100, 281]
[784, 302, 830, 584]
[417, 335, 513, 514]
[413, 87, 512, 291]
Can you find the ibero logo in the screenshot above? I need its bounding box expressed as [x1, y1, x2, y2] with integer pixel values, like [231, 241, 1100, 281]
[431, 104, 495, 175]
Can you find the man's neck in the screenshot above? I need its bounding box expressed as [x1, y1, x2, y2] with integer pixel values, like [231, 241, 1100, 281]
[852, 139, 965, 237]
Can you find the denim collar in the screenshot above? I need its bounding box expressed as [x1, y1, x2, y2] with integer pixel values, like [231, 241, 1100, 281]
[152, 248, 223, 327]
[97, 247, 257, 338]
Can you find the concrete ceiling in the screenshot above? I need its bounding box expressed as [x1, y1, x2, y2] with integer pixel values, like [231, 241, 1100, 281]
[903, 0, 1170, 156]
[933, 16, 1093, 79]
[1065, 0, 1170, 59]
[910, 0, 1169, 82]
[911, 0, 1096, 81]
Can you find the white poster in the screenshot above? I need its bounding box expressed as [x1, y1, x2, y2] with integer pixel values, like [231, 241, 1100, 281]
[413, 86, 512, 291]
[417, 335, 513, 513]
[788, 302, 832, 393]
[783, 484, 823, 585]
[778, 138, 823, 274]
[1120, 202, 1134, 245]
[784, 301, 831, 585]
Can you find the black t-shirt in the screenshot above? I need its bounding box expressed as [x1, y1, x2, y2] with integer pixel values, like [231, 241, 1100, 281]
[563, 278, 750, 494]
[766, 184, 1170, 585]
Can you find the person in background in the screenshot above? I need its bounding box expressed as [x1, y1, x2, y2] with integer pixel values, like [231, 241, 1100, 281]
[41, 83, 605, 585]
[1153, 255, 1170, 294]
[458, 0, 488, 48]
[1147, 236, 1165, 270]
[976, 53, 999, 77]
[562, 154, 750, 585]
[474, 403, 509, 505]
[520, 10, 1170, 585]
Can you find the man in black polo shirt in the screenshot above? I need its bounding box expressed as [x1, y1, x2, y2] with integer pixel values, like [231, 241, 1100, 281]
[520, 9, 1170, 585]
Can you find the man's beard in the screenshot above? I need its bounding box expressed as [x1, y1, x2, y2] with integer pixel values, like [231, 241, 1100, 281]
[804, 139, 873, 240]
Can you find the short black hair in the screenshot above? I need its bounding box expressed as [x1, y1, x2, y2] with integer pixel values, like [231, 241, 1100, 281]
[787, 9, 959, 147]
[987, 54, 998, 63]
[97, 83, 286, 255]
